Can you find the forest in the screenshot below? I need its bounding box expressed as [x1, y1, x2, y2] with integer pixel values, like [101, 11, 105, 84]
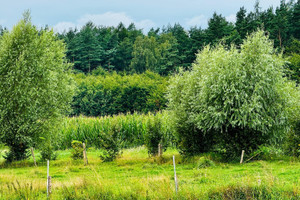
[0, 1, 299, 199]
[60, 0, 299, 117]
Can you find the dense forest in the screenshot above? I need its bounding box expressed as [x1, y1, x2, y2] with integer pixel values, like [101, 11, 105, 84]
[1, 0, 298, 117]
[57, 0, 300, 117]
[55, 1, 299, 76]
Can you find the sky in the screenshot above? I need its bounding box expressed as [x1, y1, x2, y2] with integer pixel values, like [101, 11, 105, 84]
[0, 0, 283, 33]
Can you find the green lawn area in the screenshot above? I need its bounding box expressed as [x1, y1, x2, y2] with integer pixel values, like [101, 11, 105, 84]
[0, 147, 299, 199]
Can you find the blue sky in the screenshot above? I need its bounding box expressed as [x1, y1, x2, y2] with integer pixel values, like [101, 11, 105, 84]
[0, 0, 282, 33]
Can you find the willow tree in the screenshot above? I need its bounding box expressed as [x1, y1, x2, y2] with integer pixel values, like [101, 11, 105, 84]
[0, 12, 74, 161]
[167, 30, 298, 157]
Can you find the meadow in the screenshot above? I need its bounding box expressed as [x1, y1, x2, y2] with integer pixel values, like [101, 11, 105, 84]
[0, 146, 299, 200]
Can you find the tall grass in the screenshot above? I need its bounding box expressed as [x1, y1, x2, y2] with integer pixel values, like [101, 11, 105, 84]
[58, 111, 174, 149]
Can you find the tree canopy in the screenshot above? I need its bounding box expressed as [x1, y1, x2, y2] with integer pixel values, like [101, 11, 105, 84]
[167, 30, 299, 157]
[0, 12, 74, 161]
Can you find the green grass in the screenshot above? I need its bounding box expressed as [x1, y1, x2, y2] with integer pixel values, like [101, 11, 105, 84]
[0, 147, 299, 199]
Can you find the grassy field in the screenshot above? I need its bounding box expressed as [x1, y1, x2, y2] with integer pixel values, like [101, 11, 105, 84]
[0, 147, 299, 200]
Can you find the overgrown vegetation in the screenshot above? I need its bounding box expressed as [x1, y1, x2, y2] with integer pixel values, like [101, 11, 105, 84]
[71, 71, 168, 116]
[58, 112, 174, 152]
[167, 30, 300, 159]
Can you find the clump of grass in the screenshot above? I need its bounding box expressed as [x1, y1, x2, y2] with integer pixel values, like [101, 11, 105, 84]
[208, 185, 300, 200]
[197, 157, 215, 169]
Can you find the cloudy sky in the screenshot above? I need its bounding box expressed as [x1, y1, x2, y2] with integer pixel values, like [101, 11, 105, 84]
[0, 0, 282, 33]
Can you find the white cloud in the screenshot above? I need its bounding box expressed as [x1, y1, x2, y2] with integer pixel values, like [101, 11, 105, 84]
[185, 15, 208, 28]
[226, 14, 236, 24]
[52, 12, 156, 33]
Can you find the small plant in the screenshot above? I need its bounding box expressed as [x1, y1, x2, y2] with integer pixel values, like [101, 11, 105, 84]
[40, 145, 58, 161]
[71, 140, 84, 160]
[197, 157, 215, 169]
[144, 117, 166, 156]
[98, 131, 121, 162]
[39, 137, 58, 161]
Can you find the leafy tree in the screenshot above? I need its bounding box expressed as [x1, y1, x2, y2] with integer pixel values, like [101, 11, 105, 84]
[0, 12, 74, 161]
[71, 71, 167, 116]
[167, 30, 297, 158]
[130, 36, 158, 73]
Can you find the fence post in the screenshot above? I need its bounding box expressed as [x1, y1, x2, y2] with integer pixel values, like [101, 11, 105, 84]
[47, 176, 51, 196]
[158, 143, 162, 157]
[47, 160, 50, 197]
[173, 155, 178, 193]
[31, 147, 37, 167]
[240, 150, 245, 164]
[83, 143, 88, 165]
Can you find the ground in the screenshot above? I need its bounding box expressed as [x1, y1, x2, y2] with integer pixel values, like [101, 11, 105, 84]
[0, 147, 299, 199]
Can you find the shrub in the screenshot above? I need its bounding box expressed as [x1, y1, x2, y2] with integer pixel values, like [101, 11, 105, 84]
[71, 140, 84, 160]
[40, 145, 58, 161]
[98, 131, 121, 162]
[144, 116, 167, 156]
[167, 30, 297, 158]
[71, 71, 168, 117]
[197, 157, 215, 168]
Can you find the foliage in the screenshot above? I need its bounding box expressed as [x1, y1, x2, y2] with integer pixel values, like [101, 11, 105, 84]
[40, 144, 58, 161]
[0, 12, 74, 161]
[0, 147, 299, 199]
[167, 30, 297, 158]
[250, 145, 285, 161]
[197, 157, 215, 168]
[281, 79, 300, 157]
[71, 140, 84, 160]
[98, 131, 121, 162]
[71, 71, 168, 116]
[58, 112, 174, 150]
[144, 116, 167, 156]
[55, 1, 300, 78]
[130, 34, 180, 75]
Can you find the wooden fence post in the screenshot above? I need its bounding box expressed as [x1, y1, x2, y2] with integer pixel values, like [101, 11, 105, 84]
[83, 143, 88, 165]
[158, 143, 162, 157]
[47, 176, 51, 196]
[31, 147, 37, 167]
[240, 150, 245, 164]
[173, 155, 178, 193]
[47, 160, 50, 197]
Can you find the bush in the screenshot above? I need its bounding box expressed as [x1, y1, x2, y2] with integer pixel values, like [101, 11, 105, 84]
[144, 116, 166, 156]
[98, 131, 121, 162]
[167, 30, 297, 158]
[71, 71, 168, 117]
[40, 145, 58, 161]
[71, 140, 84, 160]
[197, 157, 215, 168]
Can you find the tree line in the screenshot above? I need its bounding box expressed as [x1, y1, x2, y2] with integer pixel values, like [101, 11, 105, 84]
[51, 0, 299, 78]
